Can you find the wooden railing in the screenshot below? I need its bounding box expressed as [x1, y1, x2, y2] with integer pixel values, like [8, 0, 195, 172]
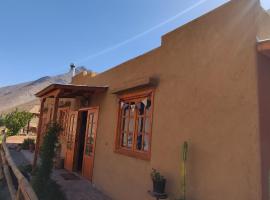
[0, 134, 38, 200]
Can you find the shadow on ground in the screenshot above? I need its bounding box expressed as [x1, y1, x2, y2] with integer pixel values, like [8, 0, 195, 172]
[0, 179, 11, 200]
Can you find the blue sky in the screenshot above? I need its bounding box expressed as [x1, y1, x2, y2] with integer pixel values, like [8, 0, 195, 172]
[0, 0, 269, 87]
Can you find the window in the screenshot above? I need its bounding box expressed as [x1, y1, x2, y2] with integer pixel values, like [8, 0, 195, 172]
[115, 89, 154, 160]
[67, 113, 76, 150]
[85, 113, 95, 155]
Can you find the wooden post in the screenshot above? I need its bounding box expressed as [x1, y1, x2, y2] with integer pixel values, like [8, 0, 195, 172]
[0, 147, 3, 181]
[52, 96, 60, 123]
[0, 150, 16, 200]
[33, 98, 46, 168]
[1, 133, 38, 200]
[26, 120, 30, 135]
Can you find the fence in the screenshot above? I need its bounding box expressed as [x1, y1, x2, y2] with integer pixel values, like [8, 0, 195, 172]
[0, 134, 38, 200]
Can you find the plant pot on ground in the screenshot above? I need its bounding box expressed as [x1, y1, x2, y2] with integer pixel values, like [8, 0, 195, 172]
[21, 138, 35, 150]
[151, 168, 166, 194]
[29, 143, 35, 152]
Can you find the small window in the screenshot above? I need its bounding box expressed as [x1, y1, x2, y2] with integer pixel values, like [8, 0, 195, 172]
[115, 89, 154, 160]
[85, 113, 95, 155]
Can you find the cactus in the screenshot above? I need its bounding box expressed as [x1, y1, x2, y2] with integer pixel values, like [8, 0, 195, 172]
[178, 141, 188, 200]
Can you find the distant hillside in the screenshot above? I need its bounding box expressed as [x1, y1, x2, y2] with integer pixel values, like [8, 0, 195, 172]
[0, 67, 87, 114]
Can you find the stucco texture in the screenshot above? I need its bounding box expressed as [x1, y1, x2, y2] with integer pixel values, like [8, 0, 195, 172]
[70, 0, 270, 199]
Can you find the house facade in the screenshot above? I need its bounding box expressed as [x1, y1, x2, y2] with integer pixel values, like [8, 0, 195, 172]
[34, 0, 270, 199]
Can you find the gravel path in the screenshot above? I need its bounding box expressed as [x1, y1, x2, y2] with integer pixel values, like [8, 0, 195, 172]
[6, 147, 111, 200]
[0, 179, 11, 200]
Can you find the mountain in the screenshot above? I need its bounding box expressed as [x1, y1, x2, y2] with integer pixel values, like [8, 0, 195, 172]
[0, 67, 87, 114]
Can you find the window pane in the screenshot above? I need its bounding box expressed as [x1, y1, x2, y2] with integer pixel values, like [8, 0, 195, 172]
[145, 117, 150, 133]
[122, 103, 129, 117]
[144, 132, 150, 151]
[121, 117, 128, 131]
[136, 132, 143, 150]
[137, 102, 145, 115]
[130, 102, 136, 117]
[121, 132, 127, 147]
[85, 113, 95, 155]
[127, 132, 133, 148]
[145, 99, 152, 116]
[138, 117, 144, 133]
[129, 117, 135, 132]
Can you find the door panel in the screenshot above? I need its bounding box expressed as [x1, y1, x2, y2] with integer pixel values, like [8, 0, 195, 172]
[64, 111, 78, 172]
[82, 107, 99, 181]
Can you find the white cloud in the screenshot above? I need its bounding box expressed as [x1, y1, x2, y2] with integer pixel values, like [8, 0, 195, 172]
[261, 0, 270, 10]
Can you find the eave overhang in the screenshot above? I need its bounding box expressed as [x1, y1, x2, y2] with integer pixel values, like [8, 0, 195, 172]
[257, 39, 270, 58]
[35, 83, 108, 98]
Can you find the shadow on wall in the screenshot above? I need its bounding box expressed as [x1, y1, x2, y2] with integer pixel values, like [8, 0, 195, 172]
[257, 52, 270, 200]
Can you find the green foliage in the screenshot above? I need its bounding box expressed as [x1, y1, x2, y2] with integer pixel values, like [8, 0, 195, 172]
[19, 164, 33, 174]
[21, 138, 35, 150]
[32, 123, 65, 200]
[182, 141, 188, 161]
[3, 109, 33, 136]
[151, 168, 165, 182]
[19, 164, 33, 181]
[0, 115, 5, 127]
[40, 180, 66, 200]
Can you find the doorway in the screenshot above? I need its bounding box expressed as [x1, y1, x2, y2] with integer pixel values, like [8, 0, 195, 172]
[74, 111, 88, 173]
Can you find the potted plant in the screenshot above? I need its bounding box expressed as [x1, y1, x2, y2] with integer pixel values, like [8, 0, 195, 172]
[151, 168, 166, 194]
[29, 141, 35, 152]
[22, 138, 35, 152]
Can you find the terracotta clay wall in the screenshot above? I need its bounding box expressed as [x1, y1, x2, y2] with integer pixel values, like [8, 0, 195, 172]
[72, 0, 265, 199]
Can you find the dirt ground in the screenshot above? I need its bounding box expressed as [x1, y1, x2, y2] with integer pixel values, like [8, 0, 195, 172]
[6, 135, 36, 144]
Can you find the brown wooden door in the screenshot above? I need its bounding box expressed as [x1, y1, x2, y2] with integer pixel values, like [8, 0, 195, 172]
[64, 111, 78, 172]
[82, 107, 99, 181]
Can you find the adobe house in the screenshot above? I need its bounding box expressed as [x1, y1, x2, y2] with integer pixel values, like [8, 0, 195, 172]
[33, 0, 270, 199]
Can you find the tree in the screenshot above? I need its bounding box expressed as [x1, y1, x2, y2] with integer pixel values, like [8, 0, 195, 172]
[32, 123, 66, 200]
[4, 109, 33, 136]
[0, 115, 5, 127]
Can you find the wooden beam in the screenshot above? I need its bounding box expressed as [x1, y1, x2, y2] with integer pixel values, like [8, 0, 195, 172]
[0, 150, 16, 200]
[52, 96, 60, 122]
[0, 152, 3, 181]
[33, 98, 46, 168]
[257, 40, 270, 58]
[1, 134, 38, 200]
[111, 77, 158, 94]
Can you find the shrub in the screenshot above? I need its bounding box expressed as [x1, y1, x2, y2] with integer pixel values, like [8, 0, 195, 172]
[21, 138, 35, 150]
[151, 168, 165, 182]
[3, 110, 33, 136]
[32, 123, 66, 200]
[18, 164, 33, 181]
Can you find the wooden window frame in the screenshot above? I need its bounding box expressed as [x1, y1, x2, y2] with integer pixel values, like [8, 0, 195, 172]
[114, 89, 154, 160]
[58, 108, 69, 136]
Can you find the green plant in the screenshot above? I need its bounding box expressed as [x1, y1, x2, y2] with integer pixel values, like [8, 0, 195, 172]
[151, 168, 165, 182]
[19, 164, 33, 181]
[32, 123, 65, 200]
[21, 138, 35, 150]
[3, 109, 33, 136]
[0, 115, 5, 127]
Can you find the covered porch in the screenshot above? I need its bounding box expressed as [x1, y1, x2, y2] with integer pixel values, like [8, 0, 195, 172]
[33, 83, 108, 181]
[257, 39, 270, 58]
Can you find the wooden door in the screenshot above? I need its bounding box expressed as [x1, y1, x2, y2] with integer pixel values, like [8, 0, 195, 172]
[82, 107, 99, 181]
[64, 111, 78, 172]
